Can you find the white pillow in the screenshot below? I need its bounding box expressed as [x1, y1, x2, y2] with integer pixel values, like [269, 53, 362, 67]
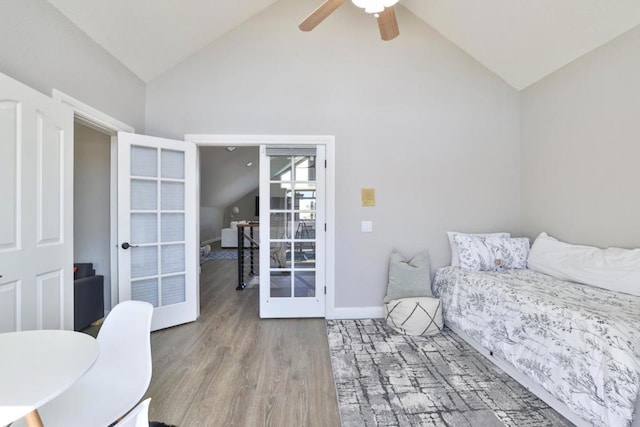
[485, 237, 530, 269]
[384, 297, 443, 336]
[453, 234, 494, 271]
[528, 232, 640, 297]
[447, 231, 510, 266]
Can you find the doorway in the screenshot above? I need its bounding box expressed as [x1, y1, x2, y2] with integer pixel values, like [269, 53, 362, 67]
[53, 90, 136, 320]
[73, 122, 112, 323]
[186, 134, 336, 319]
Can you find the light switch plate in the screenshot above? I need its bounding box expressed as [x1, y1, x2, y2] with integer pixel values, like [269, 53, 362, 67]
[361, 221, 373, 233]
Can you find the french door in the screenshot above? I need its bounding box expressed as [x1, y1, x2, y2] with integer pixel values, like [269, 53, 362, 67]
[259, 145, 325, 318]
[0, 72, 74, 332]
[117, 132, 198, 331]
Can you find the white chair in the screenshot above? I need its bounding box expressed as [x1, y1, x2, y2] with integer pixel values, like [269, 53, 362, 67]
[15, 301, 154, 427]
[114, 398, 151, 427]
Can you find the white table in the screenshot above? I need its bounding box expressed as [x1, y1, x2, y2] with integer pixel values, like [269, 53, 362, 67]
[0, 330, 99, 427]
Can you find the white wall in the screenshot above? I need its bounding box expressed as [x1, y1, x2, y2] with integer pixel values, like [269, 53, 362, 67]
[0, 0, 145, 130]
[521, 26, 640, 248]
[73, 123, 112, 310]
[224, 188, 260, 226]
[146, 0, 521, 308]
[199, 146, 259, 241]
[200, 206, 224, 243]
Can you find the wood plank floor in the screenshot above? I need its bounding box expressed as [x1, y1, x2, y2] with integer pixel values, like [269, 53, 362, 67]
[144, 257, 341, 427]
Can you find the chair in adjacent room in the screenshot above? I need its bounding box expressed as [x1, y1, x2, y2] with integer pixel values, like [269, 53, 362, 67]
[74, 262, 105, 331]
[14, 300, 154, 427]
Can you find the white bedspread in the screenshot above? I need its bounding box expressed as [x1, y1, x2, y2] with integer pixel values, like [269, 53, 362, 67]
[433, 267, 640, 427]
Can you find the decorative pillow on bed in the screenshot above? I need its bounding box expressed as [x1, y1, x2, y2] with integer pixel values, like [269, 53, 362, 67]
[384, 297, 443, 336]
[447, 231, 510, 266]
[453, 234, 495, 271]
[383, 250, 431, 303]
[485, 237, 530, 269]
[528, 232, 640, 297]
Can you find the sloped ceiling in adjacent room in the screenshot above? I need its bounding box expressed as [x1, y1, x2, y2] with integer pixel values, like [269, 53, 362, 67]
[199, 147, 259, 209]
[46, 0, 640, 88]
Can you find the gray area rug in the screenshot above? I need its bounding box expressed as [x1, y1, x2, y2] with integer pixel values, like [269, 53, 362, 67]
[327, 319, 573, 427]
[204, 249, 239, 260]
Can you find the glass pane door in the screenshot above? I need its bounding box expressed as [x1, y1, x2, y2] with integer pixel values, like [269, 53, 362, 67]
[129, 145, 187, 308]
[118, 131, 197, 332]
[260, 146, 325, 318]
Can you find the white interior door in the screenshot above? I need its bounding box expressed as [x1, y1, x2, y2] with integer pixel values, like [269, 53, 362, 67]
[259, 145, 325, 318]
[0, 72, 74, 332]
[117, 132, 198, 331]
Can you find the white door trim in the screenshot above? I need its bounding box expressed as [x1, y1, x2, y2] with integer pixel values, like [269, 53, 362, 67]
[185, 134, 336, 318]
[51, 89, 135, 315]
[51, 90, 134, 135]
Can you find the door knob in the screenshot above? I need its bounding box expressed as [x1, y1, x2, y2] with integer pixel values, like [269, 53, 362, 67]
[121, 242, 138, 250]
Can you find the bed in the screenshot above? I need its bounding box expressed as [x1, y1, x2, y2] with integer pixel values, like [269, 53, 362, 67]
[433, 266, 640, 427]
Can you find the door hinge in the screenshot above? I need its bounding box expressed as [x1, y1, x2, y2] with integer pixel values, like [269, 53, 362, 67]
[324, 223, 327, 232]
[324, 286, 327, 295]
[324, 159, 327, 168]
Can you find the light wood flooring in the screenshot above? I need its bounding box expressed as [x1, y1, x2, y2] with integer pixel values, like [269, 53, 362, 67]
[144, 256, 341, 427]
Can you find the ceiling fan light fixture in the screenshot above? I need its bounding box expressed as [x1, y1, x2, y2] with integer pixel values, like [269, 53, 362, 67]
[352, 0, 398, 14]
[300, 0, 399, 41]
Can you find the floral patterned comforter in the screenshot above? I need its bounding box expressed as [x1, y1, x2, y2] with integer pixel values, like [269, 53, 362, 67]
[433, 267, 640, 427]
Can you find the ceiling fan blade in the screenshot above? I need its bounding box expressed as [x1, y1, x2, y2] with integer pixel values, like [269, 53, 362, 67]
[299, 0, 346, 32]
[377, 6, 399, 41]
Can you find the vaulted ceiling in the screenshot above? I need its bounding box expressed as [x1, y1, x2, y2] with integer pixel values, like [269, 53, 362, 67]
[47, 0, 640, 89]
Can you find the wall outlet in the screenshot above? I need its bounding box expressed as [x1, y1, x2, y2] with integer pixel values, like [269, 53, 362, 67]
[361, 221, 373, 233]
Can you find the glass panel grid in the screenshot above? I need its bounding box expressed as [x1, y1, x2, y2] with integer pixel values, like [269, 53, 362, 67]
[293, 156, 316, 182]
[270, 156, 293, 181]
[131, 213, 158, 244]
[131, 246, 158, 279]
[161, 182, 185, 210]
[270, 242, 291, 269]
[131, 180, 158, 211]
[132, 278, 159, 307]
[161, 149, 185, 179]
[268, 154, 320, 300]
[293, 242, 316, 269]
[294, 271, 315, 297]
[162, 244, 185, 274]
[270, 272, 292, 298]
[161, 275, 186, 305]
[131, 146, 157, 177]
[270, 212, 291, 239]
[161, 213, 185, 242]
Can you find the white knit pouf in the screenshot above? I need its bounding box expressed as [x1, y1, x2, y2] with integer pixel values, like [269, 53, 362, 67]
[384, 297, 443, 336]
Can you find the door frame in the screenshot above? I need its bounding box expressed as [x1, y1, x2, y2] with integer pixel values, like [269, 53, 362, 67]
[185, 134, 336, 318]
[52, 90, 135, 315]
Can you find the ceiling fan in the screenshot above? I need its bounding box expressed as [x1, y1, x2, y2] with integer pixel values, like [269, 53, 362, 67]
[299, 0, 400, 41]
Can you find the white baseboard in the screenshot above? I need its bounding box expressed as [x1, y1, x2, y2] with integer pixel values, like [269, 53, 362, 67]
[201, 237, 221, 245]
[327, 306, 384, 319]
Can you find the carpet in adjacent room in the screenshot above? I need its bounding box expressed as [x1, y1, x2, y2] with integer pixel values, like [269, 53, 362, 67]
[327, 319, 573, 427]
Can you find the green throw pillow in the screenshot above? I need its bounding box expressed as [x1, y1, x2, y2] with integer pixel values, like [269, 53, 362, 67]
[383, 250, 432, 303]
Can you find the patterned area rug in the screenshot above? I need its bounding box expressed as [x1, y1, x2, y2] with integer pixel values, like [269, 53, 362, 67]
[327, 319, 572, 427]
[204, 249, 239, 260]
[202, 249, 253, 261]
